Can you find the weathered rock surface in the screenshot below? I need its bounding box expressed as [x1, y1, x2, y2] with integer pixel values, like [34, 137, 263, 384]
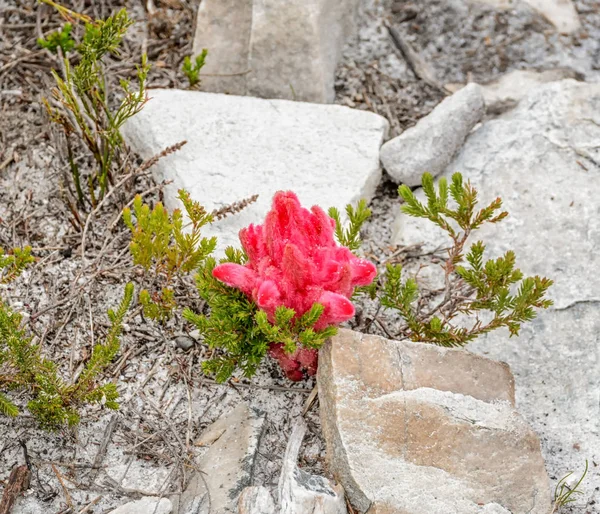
[279, 420, 347, 514]
[178, 402, 266, 514]
[394, 80, 600, 310]
[379, 84, 484, 186]
[393, 79, 600, 510]
[122, 89, 388, 250]
[469, 0, 581, 33]
[110, 497, 172, 514]
[454, 69, 580, 114]
[192, 0, 252, 96]
[318, 329, 551, 514]
[238, 487, 276, 514]
[193, 0, 359, 103]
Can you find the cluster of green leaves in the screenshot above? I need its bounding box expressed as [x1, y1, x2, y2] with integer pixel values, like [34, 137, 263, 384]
[0, 247, 133, 429]
[379, 172, 553, 347]
[328, 199, 371, 251]
[182, 250, 335, 382]
[40, 3, 149, 210]
[182, 49, 208, 88]
[0, 247, 35, 284]
[123, 190, 216, 322]
[37, 22, 75, 53]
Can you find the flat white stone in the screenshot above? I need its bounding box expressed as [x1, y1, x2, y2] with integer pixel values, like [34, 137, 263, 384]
[178, 402, 266, 514]
[475, 68, 580, 113]
[123, 89, 388, 251]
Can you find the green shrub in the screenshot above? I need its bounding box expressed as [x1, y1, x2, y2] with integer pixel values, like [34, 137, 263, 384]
[378, 172, 553, 347]
[123, 190, 216, 321]
[0, 247, 133, 429]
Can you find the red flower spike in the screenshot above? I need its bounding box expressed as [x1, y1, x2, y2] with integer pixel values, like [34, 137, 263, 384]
[213, 191, 377, 380]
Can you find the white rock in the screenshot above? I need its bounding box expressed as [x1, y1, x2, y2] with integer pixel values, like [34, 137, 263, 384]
[238, 487, 276, 514]
[279, 420, 347, 514]
[178, 402, 266, 514]
[380, 84, 484, 186]
[193, 0, 359, 103]
[109, 497, 172, 514]
[123, 89, 388, 251]
[393, 79, 600, 507]
[475, 69, 580, 114]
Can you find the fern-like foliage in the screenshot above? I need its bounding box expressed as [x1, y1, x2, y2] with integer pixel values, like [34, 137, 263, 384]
[41, 3, 149, 209]
[379, 172, 553, 347]
[183, 249, 335, 383]
[123, 190, 216, 321]
[0, 246, 35, 284]
[328, 199, 372, 251]
[182, 49, 208, 88]
[0, 279, 134, 429]
[37, 22, 76, 53]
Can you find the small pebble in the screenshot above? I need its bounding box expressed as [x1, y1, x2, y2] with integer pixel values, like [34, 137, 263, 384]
[174, 335, 194, 351]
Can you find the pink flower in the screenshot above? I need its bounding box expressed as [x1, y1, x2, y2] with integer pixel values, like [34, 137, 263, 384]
[213, 191, 377, 380]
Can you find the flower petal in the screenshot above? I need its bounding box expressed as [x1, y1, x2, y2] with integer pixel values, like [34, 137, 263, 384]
[212, 263, 256, 294]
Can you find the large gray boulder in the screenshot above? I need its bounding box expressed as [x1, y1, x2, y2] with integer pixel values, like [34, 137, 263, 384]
[380, 84, 484, 186]
[394, 79, 600, 510]
[318, 329, 551, 514]
[122, 89, 388, 251]
[193, 0, 359, 103]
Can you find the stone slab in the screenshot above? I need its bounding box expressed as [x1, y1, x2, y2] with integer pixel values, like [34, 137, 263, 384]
[193, 0, 359, 103]
[179, 402, 266, 514]
[380, 84, 484, 186]
[122, 89, 388, 251]
[318, 329, 551, 514]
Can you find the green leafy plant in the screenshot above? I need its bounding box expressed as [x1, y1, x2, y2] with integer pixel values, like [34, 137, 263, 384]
[0, 247, 133, 428]
[183, 191, 376, 382]
[328, 199, 372, 251]
[123, 190, 216, 322]
[41, 2, 149, 210]
[182, 49, 208, 88]
[37, 22, 76, 53]
[378, 172, 553, 347]
[0, 247, 35, 284]
[183, 249, 337, 382]
[552, 461, 588, 513]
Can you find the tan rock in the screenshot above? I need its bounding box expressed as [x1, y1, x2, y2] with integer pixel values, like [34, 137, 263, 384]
[192, 0, 252, 96]
[318, 329, 551, 514]
[192, 0, 359, 103]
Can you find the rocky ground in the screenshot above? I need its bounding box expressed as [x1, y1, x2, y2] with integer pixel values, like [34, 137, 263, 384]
[0, 0, 599, 513]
